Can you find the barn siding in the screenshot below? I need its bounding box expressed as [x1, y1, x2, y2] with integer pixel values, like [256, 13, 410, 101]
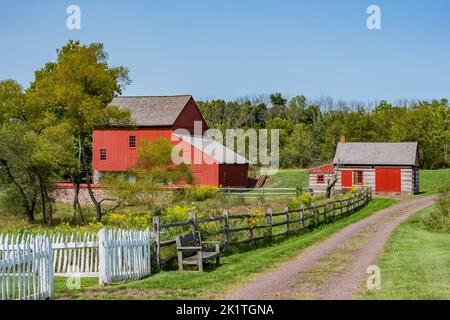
[93, 128, 173, 172]
[401, 168, 415, 194]
[333, 166, 416, 194]
[308, 173, 333, 193]
[93, 128, 222, 186]
[219, 164, 249, 187]
[172, 98, 208, 135]
[334, 168, 376, 191]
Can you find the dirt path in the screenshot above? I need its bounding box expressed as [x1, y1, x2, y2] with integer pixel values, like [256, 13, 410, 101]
[228, 196, 436, 300]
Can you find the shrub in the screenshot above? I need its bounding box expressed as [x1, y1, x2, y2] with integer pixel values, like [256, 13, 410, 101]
[422, 185, 450, 231]
[163, 205, 190, 222]
[247, 207, 266, 228]
[106, 209, 151, 230]
[185, 185, 219, 202]
[288, 192, 314, 210]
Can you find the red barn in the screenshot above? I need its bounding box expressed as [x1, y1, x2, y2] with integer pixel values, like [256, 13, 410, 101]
[92, 96, 249, 187]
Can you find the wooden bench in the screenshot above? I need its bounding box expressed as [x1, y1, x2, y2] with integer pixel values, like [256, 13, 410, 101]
[175, 232, 220, 272]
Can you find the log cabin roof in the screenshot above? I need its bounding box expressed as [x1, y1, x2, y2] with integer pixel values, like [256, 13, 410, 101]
[109, 95, 192, 126]
[333, 142, 419, 166]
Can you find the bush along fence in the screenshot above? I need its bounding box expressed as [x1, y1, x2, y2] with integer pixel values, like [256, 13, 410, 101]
[0, 235, 53, 300]
[0, 228, 151, 300]
[152, 189, 372, 269]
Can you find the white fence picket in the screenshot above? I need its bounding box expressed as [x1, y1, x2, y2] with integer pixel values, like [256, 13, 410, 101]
[1, 228, 152, 298]
[0, 234, 53, 300]
[98, 228, 151, 285]
[51, 232, 99, 277]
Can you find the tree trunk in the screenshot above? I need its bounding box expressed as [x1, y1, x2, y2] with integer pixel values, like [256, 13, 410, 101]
[71, 176, 85, 224]
[0, 159, 35, 222]
[78, 130, 103, 222]
[45, 189, 53, 226]
[40, 184, 47, 225]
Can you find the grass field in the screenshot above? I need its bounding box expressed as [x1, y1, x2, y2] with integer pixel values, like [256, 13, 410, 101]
[361, 206, 450, 300]
[55, 198, 397, 299]
[419, 169, 450, 195]
[264, 169, 308, 188]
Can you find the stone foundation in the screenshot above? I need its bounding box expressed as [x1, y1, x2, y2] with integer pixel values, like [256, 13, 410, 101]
[52, 185, 108, 205]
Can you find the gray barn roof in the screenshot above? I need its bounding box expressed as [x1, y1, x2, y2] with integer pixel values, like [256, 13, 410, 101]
[109, 95, 192, 126]
[333, 142, 419, 166]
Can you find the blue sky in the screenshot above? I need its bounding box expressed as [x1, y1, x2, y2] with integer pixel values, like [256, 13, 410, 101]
[1, 0, 449, 102]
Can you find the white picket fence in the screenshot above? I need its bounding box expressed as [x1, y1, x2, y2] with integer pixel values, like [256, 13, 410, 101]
[98, 228, 152, 285]
[50, 233, 99, 277]
[0, 228, 151, 299]
[0, 235, 53, 300]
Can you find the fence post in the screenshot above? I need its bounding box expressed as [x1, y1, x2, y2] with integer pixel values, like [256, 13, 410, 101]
[223, 209, 230, 249]
[267, 208, 273, 240]
[284, 207, 289, 235]
[98, 228, 110, 285]
[300, 205, 305, 229]
[190, 212, 197, 235]
[152, 216, 160, 270]
[331, 201, 335, 221]
[312, 203, 317, 227]
[352, 195, 355, 211]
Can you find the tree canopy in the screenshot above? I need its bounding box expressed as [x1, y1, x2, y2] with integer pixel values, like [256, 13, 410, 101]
[198, 95, 449, 169]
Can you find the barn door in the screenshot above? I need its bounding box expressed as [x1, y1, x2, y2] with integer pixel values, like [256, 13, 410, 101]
[341, 171, 353, 190]
[375, 168, 401, 193]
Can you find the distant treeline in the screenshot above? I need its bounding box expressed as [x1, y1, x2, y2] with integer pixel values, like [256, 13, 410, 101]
[197, 93, 450, 169]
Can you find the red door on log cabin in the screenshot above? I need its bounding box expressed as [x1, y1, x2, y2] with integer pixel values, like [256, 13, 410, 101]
[341, 171, 353, 190]
[375, 168, 401, 193]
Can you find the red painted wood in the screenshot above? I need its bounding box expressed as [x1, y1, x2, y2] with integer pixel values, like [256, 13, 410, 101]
[341, 170, 353, 189]
[307, 164, 334, 174]
[93, 128, 173, 172]
[375, 168, 401, 193]
[92, 97, 249, 187]
[219, 164, 249, 187]
[172, 98, 208, 135]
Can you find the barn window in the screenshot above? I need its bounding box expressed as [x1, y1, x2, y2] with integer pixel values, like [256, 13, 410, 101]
[129, 136, 136, 148]
[317, 174, 325, 184]
[353, 170, 363, 185]
[100, 149, 107, 161]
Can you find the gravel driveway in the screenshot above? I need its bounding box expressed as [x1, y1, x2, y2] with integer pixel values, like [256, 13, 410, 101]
[228, 196, 436, 300]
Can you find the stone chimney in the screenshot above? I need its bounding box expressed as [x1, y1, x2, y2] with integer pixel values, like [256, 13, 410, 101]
[340, 135, 346, 143]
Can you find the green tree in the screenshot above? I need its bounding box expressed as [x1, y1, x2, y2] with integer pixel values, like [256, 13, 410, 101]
[103, 138, 193, 210]
[281, 123, 314, 168]
[28, 40, 133, 222]
[0, 80, 75, 223]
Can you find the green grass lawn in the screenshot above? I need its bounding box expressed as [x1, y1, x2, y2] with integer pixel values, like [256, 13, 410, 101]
[361, 206, 450, 300]
[420, 169, 450, 195]
[264, 169, 308, 188]
[55, 198, 396, 300]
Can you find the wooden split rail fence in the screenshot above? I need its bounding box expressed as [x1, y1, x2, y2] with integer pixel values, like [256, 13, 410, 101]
[152, 189, 372, 269]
